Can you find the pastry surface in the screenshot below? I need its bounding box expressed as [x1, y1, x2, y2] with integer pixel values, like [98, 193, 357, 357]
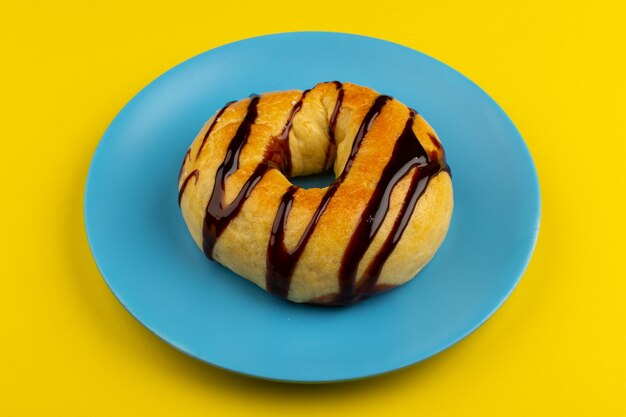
[178, 82, 453, 304]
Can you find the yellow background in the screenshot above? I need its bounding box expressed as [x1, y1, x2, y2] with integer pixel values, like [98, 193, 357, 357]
[1, 1, 625, 415]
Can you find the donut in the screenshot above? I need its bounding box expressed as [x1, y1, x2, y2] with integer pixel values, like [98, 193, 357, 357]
[178, 82, 453, 305]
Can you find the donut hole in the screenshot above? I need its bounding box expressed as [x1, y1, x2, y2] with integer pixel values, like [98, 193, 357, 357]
[289, 168, 336, 189]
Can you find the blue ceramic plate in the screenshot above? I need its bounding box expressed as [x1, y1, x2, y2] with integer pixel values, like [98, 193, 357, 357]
[84, 32, 540, 382]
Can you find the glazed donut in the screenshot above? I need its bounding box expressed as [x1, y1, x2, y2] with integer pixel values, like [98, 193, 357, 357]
[178, 82, 452, 305]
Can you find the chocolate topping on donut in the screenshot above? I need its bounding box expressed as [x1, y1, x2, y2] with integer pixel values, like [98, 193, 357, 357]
[325, 81, 344, 167]
[201, 95, 272, 259]
[195, 101, 234, 160]
[177, 148, 191, 182]
[177, 169, 199, 207]
[178, 82, 451, 305]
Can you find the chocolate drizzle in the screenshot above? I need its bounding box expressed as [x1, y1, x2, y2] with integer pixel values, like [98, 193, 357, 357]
[178, 101, 235, 207]
[324, 81, 344, 168]
[202, 95, 271, 259]
[194, 83, 448, 304]
[428, 131, 443, 151]
[178, 149, 191, 182]
[195, 101, 235, 160]
[178, 169, 199, 206]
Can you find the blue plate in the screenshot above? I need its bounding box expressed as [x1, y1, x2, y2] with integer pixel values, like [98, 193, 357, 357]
[84, 32, 540, 382]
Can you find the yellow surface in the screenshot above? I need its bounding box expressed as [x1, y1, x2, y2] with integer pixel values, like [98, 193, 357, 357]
[1, 1, 624, 415]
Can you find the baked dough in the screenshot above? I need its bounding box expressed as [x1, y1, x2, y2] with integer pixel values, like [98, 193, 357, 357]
[178, 82, 453, 305]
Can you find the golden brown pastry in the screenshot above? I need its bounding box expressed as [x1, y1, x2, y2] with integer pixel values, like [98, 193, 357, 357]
[178, 82, 453, 305]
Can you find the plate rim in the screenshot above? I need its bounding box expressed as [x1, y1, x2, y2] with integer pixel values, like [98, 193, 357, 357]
[84, 31, 541, 383]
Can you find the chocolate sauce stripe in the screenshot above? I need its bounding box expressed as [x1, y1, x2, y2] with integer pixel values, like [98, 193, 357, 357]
[178, 169, 199, 206]
[177, 149, 191, 182]
[202, 95, 262, 259]
[265, 185, 298, 296]
[324, 82, 344, 168]
[340, 96, 392, 175]
[195, 101, 235, 160]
